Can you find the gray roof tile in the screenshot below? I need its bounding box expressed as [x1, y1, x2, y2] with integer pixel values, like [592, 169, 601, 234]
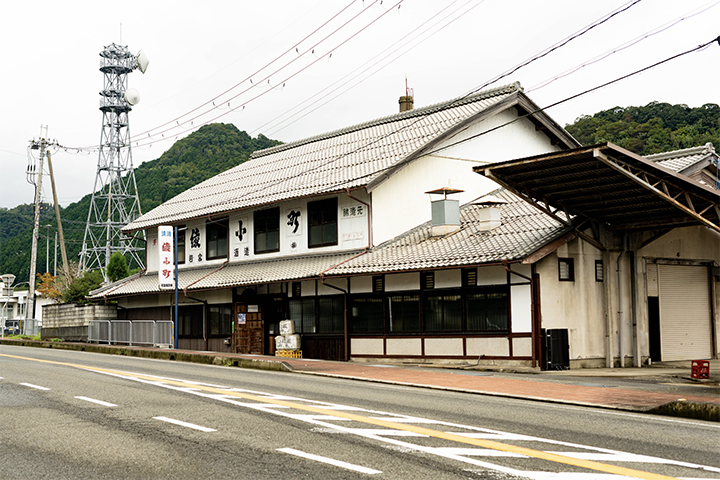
[123, 83, 523, 232]
[325, 190, 568, 275]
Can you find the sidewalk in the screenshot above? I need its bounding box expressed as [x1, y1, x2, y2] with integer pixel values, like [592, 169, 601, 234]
[1, 339, 718, 421]
[278, 357, 719, 419]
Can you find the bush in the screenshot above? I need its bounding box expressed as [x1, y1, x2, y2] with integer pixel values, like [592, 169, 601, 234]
[62, 270, 104, 305]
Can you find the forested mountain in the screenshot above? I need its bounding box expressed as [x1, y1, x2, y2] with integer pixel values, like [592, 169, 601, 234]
[0, 123, 281, 282]
[565, 101, 720, 155]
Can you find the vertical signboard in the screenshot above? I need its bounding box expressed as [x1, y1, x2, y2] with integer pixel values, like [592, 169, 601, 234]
[158, 226, 174, 290]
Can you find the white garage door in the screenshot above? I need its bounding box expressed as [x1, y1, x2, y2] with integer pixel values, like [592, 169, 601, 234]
[658, 264, 712, 361]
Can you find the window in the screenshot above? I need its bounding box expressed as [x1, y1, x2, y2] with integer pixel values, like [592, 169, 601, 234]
[177, 227, 186, 264]
[178, 305, 203, 337]
[318, 296, 344, 333]
[209, 305, 232, 336]
[424, 293, 462, 332]
[372, 276, 384, 293]
[308, 198, 338, 248]
[466, 287, 508, 332]
[351, 297, 384, 333]
[421, 271, 435, 290]
[462, 268, 477, 287]
[558, 258, 574, 282]
[595, 260, 604, 282]
[206, 219, 228, 260]
[289, 297, 316, 333]
[254, 208, 280, 254]
[388, 294, 420, 332]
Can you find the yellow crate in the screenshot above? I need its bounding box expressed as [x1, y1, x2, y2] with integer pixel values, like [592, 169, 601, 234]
[275, 350, 303, 358]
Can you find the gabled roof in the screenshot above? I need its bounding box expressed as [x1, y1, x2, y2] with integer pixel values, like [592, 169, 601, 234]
[123, 83, 578, 233]
[644, 142, 718, 173]
[325, 190, 569, 276]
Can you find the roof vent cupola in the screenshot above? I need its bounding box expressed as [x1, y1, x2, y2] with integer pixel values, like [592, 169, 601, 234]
[399, 79, 414, 112]
[472, 194, 507, 232]
[426, 187, 463, 236]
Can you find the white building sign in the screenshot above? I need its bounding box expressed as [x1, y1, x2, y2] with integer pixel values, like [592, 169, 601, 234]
[158, 226, 174, 290]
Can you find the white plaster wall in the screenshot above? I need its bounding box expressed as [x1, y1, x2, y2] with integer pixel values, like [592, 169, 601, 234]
[351, 338, 384, 355]
[435, 269, 461, 289]
[350, 276, 373, 294]
[386, 272, 420, 292]
[510, 264, 532, 283]
[537, 238, 606, 362]
[466, 337, 509, 356]
[513, 337, 533, 357]
[386, 338, 422, 355]
[511, 284, 532, 333]
[477, 265, 507, 285]
[371, 110, 563, 244]
[424, 337, 464, 356]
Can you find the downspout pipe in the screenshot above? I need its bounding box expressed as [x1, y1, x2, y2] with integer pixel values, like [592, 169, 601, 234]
[317, 188, 373, 362]
[617, 234, 628, 368]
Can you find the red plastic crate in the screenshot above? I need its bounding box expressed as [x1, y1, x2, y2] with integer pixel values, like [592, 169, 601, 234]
[691, 360, 710, 379]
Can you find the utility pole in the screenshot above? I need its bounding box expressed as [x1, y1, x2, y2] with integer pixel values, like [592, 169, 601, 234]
[46, 151, 70, 281]
[27, 127, 50, 323]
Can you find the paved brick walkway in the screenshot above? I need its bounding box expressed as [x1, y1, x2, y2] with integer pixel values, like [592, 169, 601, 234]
[275, 357, 720, 412]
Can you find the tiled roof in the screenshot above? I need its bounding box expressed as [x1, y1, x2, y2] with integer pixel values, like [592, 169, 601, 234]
[644, 142, 717, 172]
[90, 252, 358, 299]
[123, 83, 525, 232]
[324, 189, 568, 276]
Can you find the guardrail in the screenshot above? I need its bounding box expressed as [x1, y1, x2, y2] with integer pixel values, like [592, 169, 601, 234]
[88, 320, 173, 347]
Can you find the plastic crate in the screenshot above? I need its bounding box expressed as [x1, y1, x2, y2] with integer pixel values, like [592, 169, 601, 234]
[275, 350, 303, 358]
[691, 360, 709, 379]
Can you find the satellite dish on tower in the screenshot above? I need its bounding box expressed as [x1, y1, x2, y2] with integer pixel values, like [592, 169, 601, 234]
[135, 50, 149, 74]
[125, 88, 141, 106]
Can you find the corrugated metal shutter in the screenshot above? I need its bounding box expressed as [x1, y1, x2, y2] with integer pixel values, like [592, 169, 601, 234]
[658, 264, 712, 361]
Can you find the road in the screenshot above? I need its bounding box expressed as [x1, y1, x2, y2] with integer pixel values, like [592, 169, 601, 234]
[1, 345, 719, 479]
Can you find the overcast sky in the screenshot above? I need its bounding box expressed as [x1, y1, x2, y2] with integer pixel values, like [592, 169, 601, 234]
[1, 0, 719, 210]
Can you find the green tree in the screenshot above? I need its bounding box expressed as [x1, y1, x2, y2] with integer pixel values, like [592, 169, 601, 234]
[61, 270, 104, 305]
[106, 252, 130, 283]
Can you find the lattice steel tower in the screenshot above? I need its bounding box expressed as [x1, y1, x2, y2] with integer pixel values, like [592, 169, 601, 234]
[80, 43, 148, 280]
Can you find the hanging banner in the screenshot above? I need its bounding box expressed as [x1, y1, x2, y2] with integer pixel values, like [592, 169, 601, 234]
[158, 226, 174, 290]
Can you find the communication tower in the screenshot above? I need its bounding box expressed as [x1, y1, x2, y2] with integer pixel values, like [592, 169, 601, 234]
[79, 44, 149, 280]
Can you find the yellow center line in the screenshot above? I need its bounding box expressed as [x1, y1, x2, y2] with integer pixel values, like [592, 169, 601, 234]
[1, 353, 681, 480]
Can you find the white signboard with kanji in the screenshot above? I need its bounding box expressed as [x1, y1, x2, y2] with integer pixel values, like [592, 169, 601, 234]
[158, 226, 174, 290]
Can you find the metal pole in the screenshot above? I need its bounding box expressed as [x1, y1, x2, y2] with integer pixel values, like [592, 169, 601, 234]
[46, 225, 50, 274]
[54, 231, 58, 277]
[174, 226, 179, 349]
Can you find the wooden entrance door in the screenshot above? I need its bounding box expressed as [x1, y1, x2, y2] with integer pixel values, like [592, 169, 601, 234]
[235, 303, 264, 354]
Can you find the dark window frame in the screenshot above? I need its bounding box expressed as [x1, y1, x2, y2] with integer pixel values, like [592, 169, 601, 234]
[308, 198, 338, 248]
[176, 226, 186, 264]
[595, 260, 604, 282]
[558, 257, 575, 282]
[206, 219, 228, 261]
[254, 207, 280, 254]
[208, 304, 233, 337]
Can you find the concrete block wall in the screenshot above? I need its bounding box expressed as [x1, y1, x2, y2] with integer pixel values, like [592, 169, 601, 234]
[41, 304, 117, 341]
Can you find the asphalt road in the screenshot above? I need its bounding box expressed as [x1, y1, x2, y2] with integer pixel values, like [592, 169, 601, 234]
[1, 345, 719, 480]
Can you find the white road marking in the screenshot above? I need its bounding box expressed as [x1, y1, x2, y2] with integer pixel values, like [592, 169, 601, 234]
[277, 447, 382, 474]
[89, 368, 720, 479]
[20, 382, 50, 390]
[153, 416, 216, 432]
[75, 396, 117, 407]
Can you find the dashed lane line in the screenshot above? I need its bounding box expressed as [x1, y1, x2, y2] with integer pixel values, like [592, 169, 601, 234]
[0, 353, 701, 480]
[75, 396, 117, 407]
[20, 382, 50, 390]
[278, 447, 382, 474]
[153, 416, 216, 432]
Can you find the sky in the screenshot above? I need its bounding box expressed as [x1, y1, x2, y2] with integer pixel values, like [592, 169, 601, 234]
[1, 0, 719, 210]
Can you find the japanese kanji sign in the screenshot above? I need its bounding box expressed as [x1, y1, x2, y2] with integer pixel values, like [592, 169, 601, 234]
[158, 226, 175, 290]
